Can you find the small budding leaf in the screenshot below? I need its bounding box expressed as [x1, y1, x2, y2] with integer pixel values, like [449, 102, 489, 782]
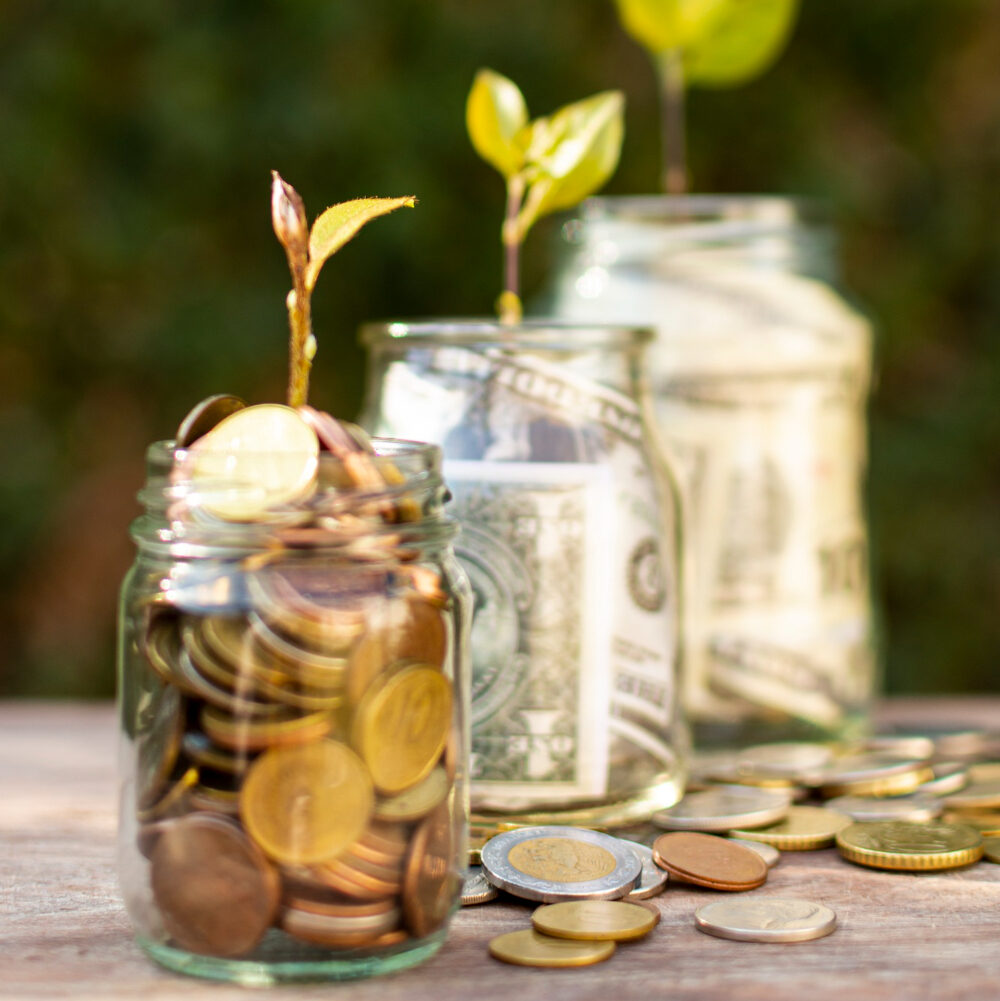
[613, 0, 727, 55]
[466, 69, 529, 179]
[306, 196, 417, 291]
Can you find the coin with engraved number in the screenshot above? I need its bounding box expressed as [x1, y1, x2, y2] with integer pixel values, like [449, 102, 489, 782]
[461, 866, 500, 906]
[836, 820, 984, 871]
[652, 786, 790, 832]
[619, 840, 669, 899]
[824, 793, 943, 824]
[532, 900, 657, 942]
[481, 826, 642, 903]
[240, 739, 373, 864]
[729, 806, 852, 850]
[652, 832, 767, 891]
[694, 898, 837, 943]
[151, 814, 280, 957]
[488, 929, 615, 968]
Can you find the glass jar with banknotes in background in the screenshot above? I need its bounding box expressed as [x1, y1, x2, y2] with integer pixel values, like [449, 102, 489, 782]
[540, 195, 876, 748]
[117, 402, 471, 983]
[358, 320, 689, 836]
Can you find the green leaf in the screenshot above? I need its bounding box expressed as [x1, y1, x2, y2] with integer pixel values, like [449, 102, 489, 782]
[612, 0, 728, 55]
[466, 68, 529, 179]
[518, 90, 624, 231]
[684, 0, 799, 87]
[305, 196, 416, 290]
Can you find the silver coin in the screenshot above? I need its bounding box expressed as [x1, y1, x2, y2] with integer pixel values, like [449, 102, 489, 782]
[652, 786, 790, 832]
[918, 762, 969, 796]
[461, 866, 499, 906]
[695, 898, 837, 943]
[619, 840, 669, 899]
[727, 838, 781, 868]
[735, 742, 834, 782]
[854, 735, 936, 760]
[480, 826, 641, 904]
[815, 753, 929, 787]
[824, 793, 943, 823]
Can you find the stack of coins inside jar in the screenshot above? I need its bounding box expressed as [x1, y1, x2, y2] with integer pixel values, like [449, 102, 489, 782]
[118, 400, 468, 979]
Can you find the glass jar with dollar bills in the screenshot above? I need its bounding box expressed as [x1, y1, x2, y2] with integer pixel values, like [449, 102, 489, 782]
[117, 415, 471, 984]
[542, 195, 876, 748]
[359, 320, 688, 834]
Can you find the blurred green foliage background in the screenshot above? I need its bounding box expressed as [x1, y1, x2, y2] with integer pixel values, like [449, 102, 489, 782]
[1, 0, 998, 698]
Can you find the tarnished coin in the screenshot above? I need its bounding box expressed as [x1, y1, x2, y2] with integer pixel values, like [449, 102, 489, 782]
[735, 743, 834, 781]
[184, 404, 319, 521]
[481, 826, 642, 903]
[942, 781, 1000, 811]
[352, 664, 452, 794]
[836, 821, 984, 871]
[619, 840, 669, 900]
[532, 900, 657, 942]
[652, 786, 790, 832]
[488, 929, 615, 968]
[375, 766, 450, 822]
[817, 754, 933, 798]
[982, 836, 1000, 863]
[175, 394, 246, 448]
[402, 802, 458, 936]
[729, 806, 852, 850]
[461, 866, 499, 906]
[241, 739, 373, 864]
[695, 898, 837, 943]
[651, 832, 767, 891]
[151, 814, 279, 957]
[824, 793, 943, 824]
[727, 838, 781, 868]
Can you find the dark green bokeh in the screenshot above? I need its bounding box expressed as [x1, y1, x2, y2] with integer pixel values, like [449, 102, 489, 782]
[1, 1, 998, 696]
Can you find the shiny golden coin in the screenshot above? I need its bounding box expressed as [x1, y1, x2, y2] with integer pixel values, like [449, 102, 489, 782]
[531, 900, 657, 942]
[175, 394, 247, 448]
[320, 851, 402, 898]
[201, 705, 334, 751]
[402, 802, 458, 937]
[151, 814, 279, 958]
[729, 806, 852, 850]
[247, 612, 349, 688]
[353, 664, 452, 794]
[509, 839, 616, 882]
[375, 765, 450, 822]
[651, 832, 767, 891]
[982, 836, 1000, 863]
[241, 740, 373, 864]
[489, 929, 615, 968]
[818, 754, 933, 798]
[836, 820, 984, 871]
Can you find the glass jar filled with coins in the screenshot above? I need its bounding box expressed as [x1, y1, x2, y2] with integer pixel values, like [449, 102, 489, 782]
[359, 320, 689, 833]
[116, 401, 471, 983]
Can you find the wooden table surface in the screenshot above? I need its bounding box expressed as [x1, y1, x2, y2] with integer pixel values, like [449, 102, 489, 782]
[3, 698, 1000, 1001]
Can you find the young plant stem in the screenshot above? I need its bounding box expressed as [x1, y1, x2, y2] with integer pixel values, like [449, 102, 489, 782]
[500, 174, 526, 324]
[285, 264, 313, 407]
[659, 50, 688, 196]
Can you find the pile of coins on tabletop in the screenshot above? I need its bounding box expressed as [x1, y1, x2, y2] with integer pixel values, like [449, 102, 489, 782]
[124, 397, 465, 966]
[465, 731, 1000, 965]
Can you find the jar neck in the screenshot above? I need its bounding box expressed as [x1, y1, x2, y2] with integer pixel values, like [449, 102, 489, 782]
[563, 195, 839, 285]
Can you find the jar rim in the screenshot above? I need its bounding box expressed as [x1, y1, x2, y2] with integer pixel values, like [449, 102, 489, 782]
[579, 194, 826, 225]
[359, 317, 654, 348]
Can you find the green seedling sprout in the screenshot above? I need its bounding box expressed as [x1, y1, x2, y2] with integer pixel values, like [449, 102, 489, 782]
[613, 0, 800, 193]
[270, 172, 416, 406]
[466, 70, 625, 324]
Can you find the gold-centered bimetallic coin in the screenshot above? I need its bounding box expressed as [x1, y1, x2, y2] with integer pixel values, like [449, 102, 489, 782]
[729, 806, 852, 851]
[531, 900, 658, 942]
[241, 740, 373, 865]
[835, 821, 984, 871]
[352, 664, 452, 794]
[488, 929, 615, 968]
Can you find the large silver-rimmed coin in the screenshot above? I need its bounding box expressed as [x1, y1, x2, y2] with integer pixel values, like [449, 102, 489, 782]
[695, 898, 837, 943]
[480, 827, 642, 903]
[619, 840, 669, 900]
[652, 786, 791, 832]
[825, 793, 943, 823]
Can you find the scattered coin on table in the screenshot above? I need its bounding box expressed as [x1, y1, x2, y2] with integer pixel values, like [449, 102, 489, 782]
[694, 898, 837, 943]
[652, 831, 768, 891]
[652, 786, 790, 832]
[824, 793, 943, 824]
[531, 900, 658, 942]
[729, 805, 852, 850]
[620, 840, 669, 899]
[461, 866, 499, 906]
[836, 820, 984, 871]
[488, 929, 616, 968]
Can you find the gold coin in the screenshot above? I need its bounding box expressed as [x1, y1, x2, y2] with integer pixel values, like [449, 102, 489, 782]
[531, 900, 657, 942]
[488, 929, 615, 968]
[982, 836, 1000, 863]
[941, 811, 1000, 836]
[247, 612, 348, 689]
[352, 664, 452, 794]
[818, 754, 933, 798]
[201, 705, 334, 751]
[375, 765, 450, 822]
[729, 806, 852, 851]
[835, 821, 984, 871]
[241, 740, 373, 864]
[402, 802, 459, 936]
[508, 838, 617, 883]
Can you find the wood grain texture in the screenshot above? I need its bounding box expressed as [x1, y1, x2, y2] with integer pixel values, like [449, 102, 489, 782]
[2, 698, 1000, 1001]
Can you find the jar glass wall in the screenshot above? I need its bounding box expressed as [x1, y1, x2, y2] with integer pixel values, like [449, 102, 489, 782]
[359, 320, 688, 834]
[117, 437, 470, 984]
[542, 196, 876, 747]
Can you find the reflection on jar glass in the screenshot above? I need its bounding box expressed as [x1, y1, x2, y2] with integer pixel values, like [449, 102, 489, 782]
[117, 435, 470, 984]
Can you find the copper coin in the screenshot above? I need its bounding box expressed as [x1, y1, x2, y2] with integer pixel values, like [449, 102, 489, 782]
[150, 814, 279, 957]
[652, 832, 768, 891]
[402, 802, 458, 936]
[175, 394, 246, 448]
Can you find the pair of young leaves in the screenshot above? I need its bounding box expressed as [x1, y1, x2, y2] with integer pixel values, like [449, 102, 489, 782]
[614, 0, 799, 88]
